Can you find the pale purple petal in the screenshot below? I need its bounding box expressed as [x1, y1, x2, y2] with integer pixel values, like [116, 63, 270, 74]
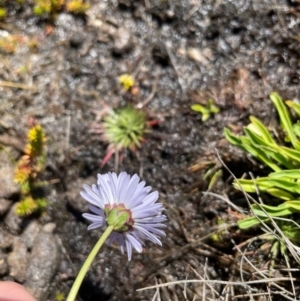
[116, 233, 125, 254]
[107, 172, 118, 199]
[108, 232, 119, 246]
[137, 215, 167, 224]
[80, 184, 104, 208]
[82, 213, 104, 224]
[125, 182, 150, 209]
[132, 210, 160, 219]
[126, 191, 146, 209]
[123, 174, 140, 206]
[117, 172, 131, 203]
[82, 212, 102, 222]
[125, 239, 133, 261]
[125, 233, 143, 253]
[135, 180, 146, 191]
[87, 222, 104, 230]
[88, 205, 105, 218]
[132, 225, 163, 245]
[132, 191, 159, 211]
[135, 223, 166, 237]
[97, 174, 114, 205]
[132, 204, 164, 219]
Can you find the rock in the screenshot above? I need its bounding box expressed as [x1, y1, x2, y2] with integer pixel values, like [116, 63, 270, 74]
[55, 13, 76, 30]
[70, 32, 85, 48]
[66, 177, 94, 213]
[24, 223, 60, 301]
[0, 227, 13, 250]
[187, 47, 213, 65]
[0, 251, 8, 276]
[0, 151, 19, 199]
[225, 34, 242, 50]
[0, 198, 13, 216]
[7, 237, 28, 283]
[4, 204, 23, 233]
[21, 221, 42, 249]
[112, 27, 133, 54]
[42, 223, 56, 233]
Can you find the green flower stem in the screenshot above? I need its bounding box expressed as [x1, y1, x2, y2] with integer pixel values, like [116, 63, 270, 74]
[66, 225, 114, 301]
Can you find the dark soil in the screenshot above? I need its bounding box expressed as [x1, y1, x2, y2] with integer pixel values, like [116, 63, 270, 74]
[1, 0, 300, 300]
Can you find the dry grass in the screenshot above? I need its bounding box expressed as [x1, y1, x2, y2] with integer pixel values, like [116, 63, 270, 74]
[137, 152, 300, 301]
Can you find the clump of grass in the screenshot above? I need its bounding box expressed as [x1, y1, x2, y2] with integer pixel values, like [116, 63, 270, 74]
[14, 124, 47, 216]
[224, 92, 300, 267]
[65, 0, 89, 13]
[33, 0, 89, 16]
[0, 7, 6, 18]
[0, 0, 89, 21]
[33, 0, 64, 15]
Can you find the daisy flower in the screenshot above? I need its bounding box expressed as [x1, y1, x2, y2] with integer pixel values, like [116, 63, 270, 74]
[81, 172, 167, 260]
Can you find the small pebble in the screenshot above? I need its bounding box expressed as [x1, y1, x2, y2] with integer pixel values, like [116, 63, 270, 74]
[66, 177, 93, 213]
[21, 221, 42, 249]
[70, 32, 85, 48]
[7, 237, 28, 283]
[0, 152, 19, 199]
[0, 199, 13, 216]
[0, 228, 13, 250]
[0, 251, 8, 276]
[4, 204, 23, 233]
[113, 27, 133, 54]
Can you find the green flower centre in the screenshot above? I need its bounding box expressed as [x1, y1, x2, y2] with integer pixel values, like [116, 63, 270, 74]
[104, 204, 134, 232]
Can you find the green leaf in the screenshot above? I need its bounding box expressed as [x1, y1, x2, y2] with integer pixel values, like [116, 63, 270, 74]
[224, 128, 244, 147]
[203, 167, 214, 180]
[293, 122, 300, 138]
[233, 178, 274, 192]
[238, 202, 297, 229]
[270, 92, 300, 151]
[266, 187, 295, 201]
[202, 112, 210, 122]
[268, 178, 300, 194]
[248, 116, 276, 145]
[244, 127, 269, 146]
[252, 202, 293, 214]
[238, 216, 269, 229]
[191, 104, 206, 113]
[279, 146, 300, 167]
[207, 99, 220, 114]
[269, 169, 300, 179]
[285, 200, 300, 211]
[208, 169, 222, 190]
[286, 100, 300, 117]
[235, 176, 297, 200]
[244, 128, 292, 170]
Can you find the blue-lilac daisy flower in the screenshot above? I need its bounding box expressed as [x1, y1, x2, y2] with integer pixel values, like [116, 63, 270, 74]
[81, 172, 167, 260]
